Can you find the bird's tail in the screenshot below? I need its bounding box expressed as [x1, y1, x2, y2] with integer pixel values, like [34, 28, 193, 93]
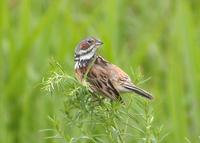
[123, 84, 153, 100]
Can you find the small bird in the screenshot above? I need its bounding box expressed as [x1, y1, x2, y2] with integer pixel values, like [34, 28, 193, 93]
[74, 37, 153, 101]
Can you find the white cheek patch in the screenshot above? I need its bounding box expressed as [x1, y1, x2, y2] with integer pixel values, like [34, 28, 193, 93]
[80, 48, 96, 61]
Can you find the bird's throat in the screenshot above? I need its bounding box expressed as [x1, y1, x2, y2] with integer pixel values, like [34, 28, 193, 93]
[74, 55, 96, 69]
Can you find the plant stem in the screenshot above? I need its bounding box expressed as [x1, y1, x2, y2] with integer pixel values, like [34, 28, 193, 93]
[113, 119, 125, 143]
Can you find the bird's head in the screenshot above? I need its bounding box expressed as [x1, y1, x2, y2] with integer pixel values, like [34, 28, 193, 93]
[74, 37, 103, 65]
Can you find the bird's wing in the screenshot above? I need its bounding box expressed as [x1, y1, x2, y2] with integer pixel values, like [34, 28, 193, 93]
[88, 56, 152, 100]
[86, 56, 122, 101]
[93, 56, 133, 91]
[105, 63, 153, 100]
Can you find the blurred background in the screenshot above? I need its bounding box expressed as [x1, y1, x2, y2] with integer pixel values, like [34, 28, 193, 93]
[0, 0, 200, 143]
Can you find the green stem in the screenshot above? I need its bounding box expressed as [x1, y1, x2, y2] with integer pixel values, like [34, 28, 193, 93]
[113, 119, 125, 143]
[144, 102, 151, 143]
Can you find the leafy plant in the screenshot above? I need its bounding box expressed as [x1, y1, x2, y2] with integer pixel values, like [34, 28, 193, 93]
[41, 60, 166, 143]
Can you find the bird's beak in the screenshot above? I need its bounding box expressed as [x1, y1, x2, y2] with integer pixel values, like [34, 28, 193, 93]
[95, 39, 103, 46]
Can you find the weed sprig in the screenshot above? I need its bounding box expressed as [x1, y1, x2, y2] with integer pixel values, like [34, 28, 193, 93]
[42, 60, 166, 143]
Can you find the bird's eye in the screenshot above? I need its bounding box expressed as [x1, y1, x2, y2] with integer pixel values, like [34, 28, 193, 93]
[87, 39, 93, 44]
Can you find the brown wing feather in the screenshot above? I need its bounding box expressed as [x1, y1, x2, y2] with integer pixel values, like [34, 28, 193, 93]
[87, 60, 121, 100]
[99, 57, 153, 99]
[96, 56, 134, 91]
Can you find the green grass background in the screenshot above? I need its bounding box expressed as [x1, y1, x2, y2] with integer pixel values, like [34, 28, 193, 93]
[0, 0, 200, 143]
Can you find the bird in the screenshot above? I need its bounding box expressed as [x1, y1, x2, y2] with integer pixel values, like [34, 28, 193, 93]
[74, 37, 153, 102]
